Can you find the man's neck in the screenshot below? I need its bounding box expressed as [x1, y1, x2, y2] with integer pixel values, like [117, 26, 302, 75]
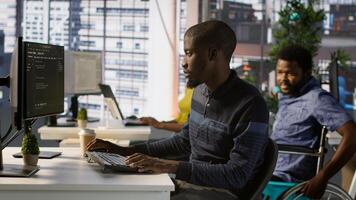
[206, 67, 231, 92]
[290, 75, 313, 96]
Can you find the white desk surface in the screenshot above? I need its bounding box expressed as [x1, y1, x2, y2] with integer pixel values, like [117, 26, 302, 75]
[0, 147, 174, 200]
[38, 124, 150, 141]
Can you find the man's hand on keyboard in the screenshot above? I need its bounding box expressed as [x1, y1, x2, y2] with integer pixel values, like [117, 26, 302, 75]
[87, 139, 135, 156]
[125, 153, 179, 173]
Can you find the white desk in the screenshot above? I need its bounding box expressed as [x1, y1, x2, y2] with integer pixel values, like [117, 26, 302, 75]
[0, 147, 174, 200]
[38, 124, 150, 141]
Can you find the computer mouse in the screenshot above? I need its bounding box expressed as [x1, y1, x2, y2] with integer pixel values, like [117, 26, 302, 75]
[126, 115, 138, 120]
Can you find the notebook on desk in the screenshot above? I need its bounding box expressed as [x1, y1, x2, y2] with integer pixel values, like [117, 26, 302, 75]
[99, 84, 146, 126]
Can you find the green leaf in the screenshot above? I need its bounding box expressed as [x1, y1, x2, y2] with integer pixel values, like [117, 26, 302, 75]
[77, 108, 88, 120]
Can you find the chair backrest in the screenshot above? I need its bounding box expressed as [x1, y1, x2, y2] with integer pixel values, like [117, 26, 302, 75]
[277, 125, 328, 176]
[240, 138, 278, 200]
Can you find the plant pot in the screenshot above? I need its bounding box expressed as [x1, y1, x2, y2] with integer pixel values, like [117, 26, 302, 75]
[23, 153, 39, 166]
[77, 120, 88, 129]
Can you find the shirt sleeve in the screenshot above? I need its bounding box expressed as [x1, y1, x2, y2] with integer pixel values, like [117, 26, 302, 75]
[175, 95, 269, 191]
[312, 91, 352, 131]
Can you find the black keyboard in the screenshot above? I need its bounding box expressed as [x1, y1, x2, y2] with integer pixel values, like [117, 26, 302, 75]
[86, 151, 137, 173]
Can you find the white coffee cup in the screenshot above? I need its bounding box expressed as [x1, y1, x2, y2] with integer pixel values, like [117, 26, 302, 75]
[78, 128, 96, 158]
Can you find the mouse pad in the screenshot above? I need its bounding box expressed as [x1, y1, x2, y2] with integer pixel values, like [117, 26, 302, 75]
[13, 151, 62, 159]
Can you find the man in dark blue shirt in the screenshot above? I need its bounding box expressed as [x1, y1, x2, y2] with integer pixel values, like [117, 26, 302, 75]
[87, 20, 269, 200]
[271, 45, 356, 198]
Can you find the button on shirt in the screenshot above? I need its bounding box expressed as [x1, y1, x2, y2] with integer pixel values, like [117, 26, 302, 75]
[272, 77, 352, 182]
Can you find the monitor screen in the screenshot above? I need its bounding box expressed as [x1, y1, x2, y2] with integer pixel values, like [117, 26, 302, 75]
[23, 42, 64, 120]
[64, 51, 102, 95]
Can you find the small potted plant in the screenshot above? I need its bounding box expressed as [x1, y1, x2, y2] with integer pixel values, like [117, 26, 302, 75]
[77, 108, 88, 129]
[21, 129, 40, 166]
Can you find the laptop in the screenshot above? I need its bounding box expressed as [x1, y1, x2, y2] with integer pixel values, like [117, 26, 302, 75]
[98, 84, 146, 126]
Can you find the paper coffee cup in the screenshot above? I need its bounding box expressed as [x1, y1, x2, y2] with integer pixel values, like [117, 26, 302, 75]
[78, 128, 96, 158]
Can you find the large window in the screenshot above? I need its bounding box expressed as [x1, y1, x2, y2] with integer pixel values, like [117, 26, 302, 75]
[0, 0, 17, 53]
[3, 0, 355, 118]
[22, 0, 149, 117]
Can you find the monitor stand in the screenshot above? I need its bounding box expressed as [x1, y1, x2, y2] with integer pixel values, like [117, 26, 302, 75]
[67, 95, 99, 123]
[47, 115, 76, 127]
[0, 128, 40, 177]
[0, 163, 39, 177]
[0, 77, 40, 177]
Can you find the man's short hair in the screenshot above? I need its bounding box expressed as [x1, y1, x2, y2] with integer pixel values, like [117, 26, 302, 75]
[277, 45, 313, 73]
[185, 20, 236, 61]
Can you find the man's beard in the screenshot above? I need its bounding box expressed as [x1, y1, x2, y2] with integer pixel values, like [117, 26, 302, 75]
[186, 78, 202, 88]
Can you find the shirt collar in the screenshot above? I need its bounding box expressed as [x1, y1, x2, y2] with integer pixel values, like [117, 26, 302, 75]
[297, 76, 319, 95]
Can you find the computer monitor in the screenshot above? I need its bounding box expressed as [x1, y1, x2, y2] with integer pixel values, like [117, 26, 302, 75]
[62, 51, 102, 123]
[0, 37, 64, 176]
[64, 51, 102, 95]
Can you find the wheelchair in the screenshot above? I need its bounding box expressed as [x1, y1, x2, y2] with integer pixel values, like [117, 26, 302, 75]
[262, 126, 353, 200]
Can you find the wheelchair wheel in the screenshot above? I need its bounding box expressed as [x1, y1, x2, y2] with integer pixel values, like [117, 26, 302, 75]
[278, 182, 353, 200]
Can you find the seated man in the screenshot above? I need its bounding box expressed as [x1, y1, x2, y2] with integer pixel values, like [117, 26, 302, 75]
[271, 45, 356, 198]
[88, 20, 269, 200]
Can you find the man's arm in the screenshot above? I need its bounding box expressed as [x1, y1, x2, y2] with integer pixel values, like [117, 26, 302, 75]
[126, 95, 269, 191]
[140, 117, 184, 132]
[126, 121, 269, 189]
[87, 123, 191, 157]
[141, 123, 191, 157]
[176, 122, 269, 191]
[302, 121, 356, 198]
[157, 121, 185, 133]
[303, 92, 356, 198]
[173, 96, 269, 191]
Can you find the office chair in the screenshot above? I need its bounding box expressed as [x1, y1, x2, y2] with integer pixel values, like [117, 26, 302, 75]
[240, 138, 278, 200]
[279, 181, 353, 200]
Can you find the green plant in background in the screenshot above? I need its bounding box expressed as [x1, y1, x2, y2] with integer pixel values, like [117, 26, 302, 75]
[243, 74, 257, 86]
[265, 94, 279, 114]
[21, 131, 40, 155]
[77, 108, 88, 120]
[270, 0, 325, 67]
[329, 49, 351, 70]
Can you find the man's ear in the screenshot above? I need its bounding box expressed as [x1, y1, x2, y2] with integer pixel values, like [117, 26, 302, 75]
[208, 47, 217, 61]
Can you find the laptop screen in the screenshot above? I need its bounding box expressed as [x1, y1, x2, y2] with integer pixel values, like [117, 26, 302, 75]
[98, 84, 125, 120]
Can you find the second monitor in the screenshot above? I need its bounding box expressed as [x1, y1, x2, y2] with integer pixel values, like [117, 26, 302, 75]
[64, 51, 102, 95]
[63, 51, 102, 123]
